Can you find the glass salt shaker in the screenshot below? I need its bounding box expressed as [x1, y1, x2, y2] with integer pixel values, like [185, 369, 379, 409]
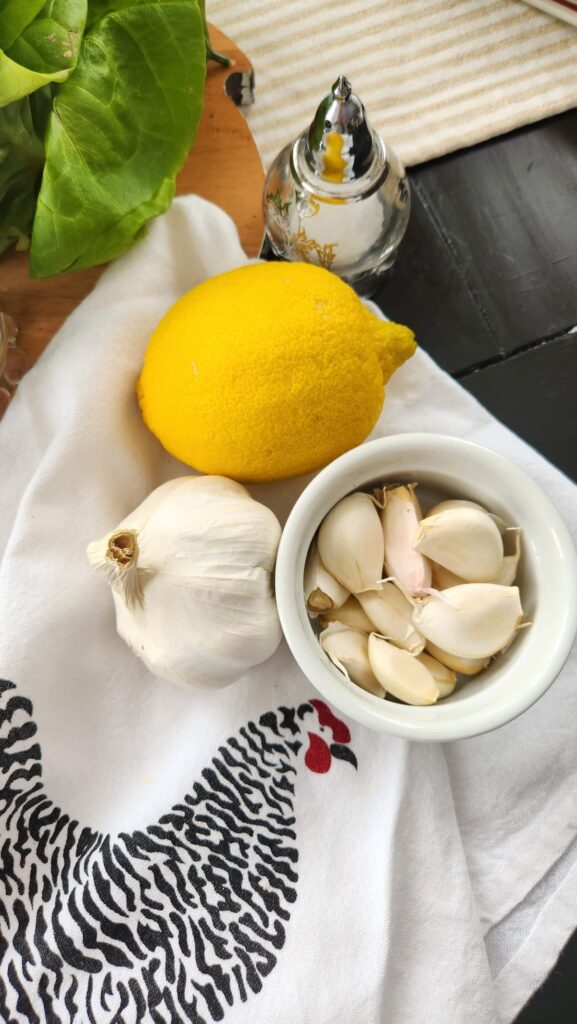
[263, 75, 410, 296]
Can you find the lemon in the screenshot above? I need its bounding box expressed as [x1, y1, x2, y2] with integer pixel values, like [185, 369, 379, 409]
[137, 262, 416, 482]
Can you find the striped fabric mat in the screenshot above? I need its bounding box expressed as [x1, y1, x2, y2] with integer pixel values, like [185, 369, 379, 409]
[210, 0, 577, 169]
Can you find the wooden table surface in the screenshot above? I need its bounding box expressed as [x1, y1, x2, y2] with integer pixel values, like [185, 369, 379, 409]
[372, 109, 577, 1022]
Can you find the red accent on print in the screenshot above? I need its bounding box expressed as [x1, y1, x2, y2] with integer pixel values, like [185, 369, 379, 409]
[552, 0, 577, 12]
[309, 699, 351, 744]
[304, 733, 332, 773]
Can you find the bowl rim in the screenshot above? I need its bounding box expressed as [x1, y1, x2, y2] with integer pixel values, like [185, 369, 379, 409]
[275, 432, 577, 741]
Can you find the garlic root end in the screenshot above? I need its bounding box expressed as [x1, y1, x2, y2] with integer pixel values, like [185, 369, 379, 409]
[87, 529, 143, 608]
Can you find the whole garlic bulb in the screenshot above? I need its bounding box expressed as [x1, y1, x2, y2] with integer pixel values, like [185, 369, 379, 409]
[87, 476, 282, 689]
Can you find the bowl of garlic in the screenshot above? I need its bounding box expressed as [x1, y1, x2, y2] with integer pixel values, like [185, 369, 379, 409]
[275, 434, 577, 741]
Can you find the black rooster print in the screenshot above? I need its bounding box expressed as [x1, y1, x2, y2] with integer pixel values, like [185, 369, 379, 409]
[0, 680, 356, 1023]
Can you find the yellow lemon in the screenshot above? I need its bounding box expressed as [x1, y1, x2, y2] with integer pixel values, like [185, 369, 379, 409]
[137, 262, 416, 482]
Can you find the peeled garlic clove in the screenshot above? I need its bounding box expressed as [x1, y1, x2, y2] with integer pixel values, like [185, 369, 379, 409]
[368, 634, 439, 706]
[318, 492, 385, 593]
[425, 641, 490, 676]
[498, 618, 531, 655]
[357, 582, 425, 653]
[431, 561, 466, 590]
[413, 584, 523, 659]
[321, 627, 385, 697]
[305, 540, 349, 613]
[319, 595, 375, 633]
[381, 485, 432, 596]
[428, 499, 488, 516]
[414, 507, 503, 583]
[494, 529, 521, 586]
[417, 652, 457, 698]
[428, 499, 509, 534]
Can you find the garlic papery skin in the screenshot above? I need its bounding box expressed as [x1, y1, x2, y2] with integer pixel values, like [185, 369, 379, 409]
[368, 634, 439, 706]
[414, 507, 504, 583]
[305, 540, 350, 613]
[412, 584, 524, 660]
[321, 626, 385, 697]
[318, 492, 385, 593]
[87, 475, 282, 689]
[319, 596, 375, 633]
[425, 641, 490, 677]
[357, 583, 425, 654]
[417, 652, 457, 698]
[431, 562, 466, 590]
[381, 485, 432, 596]
[494, 529, 521, 586]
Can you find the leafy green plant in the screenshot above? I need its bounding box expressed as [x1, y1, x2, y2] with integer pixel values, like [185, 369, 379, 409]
[0, 0, 211, 277]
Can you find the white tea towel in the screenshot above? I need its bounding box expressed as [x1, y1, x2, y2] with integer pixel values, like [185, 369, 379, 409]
[0, 197, 576, 1024]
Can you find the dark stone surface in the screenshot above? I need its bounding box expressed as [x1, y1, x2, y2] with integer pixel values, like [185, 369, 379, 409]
[461, 331, 577, 483]
[513, 926, 577, 1023]
[375, 109, 577, 377]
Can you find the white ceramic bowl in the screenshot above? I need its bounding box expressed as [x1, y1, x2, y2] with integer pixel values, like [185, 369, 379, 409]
[275, 434, 577, 741]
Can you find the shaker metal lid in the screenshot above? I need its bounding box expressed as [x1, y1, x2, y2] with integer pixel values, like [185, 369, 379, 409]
[306, 75, 374, 183]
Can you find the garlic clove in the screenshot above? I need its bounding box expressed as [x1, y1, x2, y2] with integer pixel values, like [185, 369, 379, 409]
[425, 641, 490, 676]
[357, 582, 425, 653]
[414, 507, 503, 583]
[304, 540, 350, 613]
[417, 652, 457, 698]
[321, 627, 385, 697]
[381, 484, 432, 596]
[319, 595, 375, 633]
[428, 498, 489, 516]
[318, 492, 385, 594]
[427, 499, 509, 534]
[368, 634, 439, 705]
[494, 529, 522, 586]
[498, 619, 531, 655]
[413, 583, 524, 660]
[431, 561, 467, 590]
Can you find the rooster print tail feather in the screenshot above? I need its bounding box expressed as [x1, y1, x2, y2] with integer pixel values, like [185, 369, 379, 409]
[0, 680, 320, 1023]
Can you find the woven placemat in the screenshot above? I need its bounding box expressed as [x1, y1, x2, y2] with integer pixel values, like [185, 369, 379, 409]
[211, 0, 577, 169]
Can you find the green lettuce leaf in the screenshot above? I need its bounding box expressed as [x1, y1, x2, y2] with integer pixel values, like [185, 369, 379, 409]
[0, 89, 50, 254]
[0, 1, 47, 50]
[84, 0, 175, 30]
[29, 0, 206, 277]
[84, 0, 217, 61]
[0, 0, 87, 106]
